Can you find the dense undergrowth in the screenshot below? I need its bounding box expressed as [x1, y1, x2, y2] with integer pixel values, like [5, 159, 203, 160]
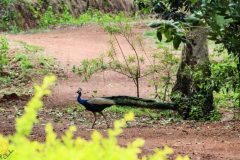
[0, 0, 18, 32]
[0, 36, 63, 102]
[0, 76, 189, 160]
[144, 29, 239, 120]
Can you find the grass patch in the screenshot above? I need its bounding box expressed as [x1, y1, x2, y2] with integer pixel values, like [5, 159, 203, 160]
[106, 105, 157, 117]
[0, 36, 64, 100]
[62, 103, 181, 124]
[64, 103, 163, 118]
[106, 105, 179, 120]
[37, 8, 134, 33]
[10, 8, 136, 34]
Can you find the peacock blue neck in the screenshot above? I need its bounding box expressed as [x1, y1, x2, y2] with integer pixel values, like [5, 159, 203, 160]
[77, 93, 82, 103]
[77, 93, 88, 105]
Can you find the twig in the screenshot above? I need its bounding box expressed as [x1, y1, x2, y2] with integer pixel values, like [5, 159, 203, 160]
[113, 35, 134, 77]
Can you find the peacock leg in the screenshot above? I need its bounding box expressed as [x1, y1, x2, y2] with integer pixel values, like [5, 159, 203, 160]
[92, 112, 97, 129]
[100, 111, 109, 128]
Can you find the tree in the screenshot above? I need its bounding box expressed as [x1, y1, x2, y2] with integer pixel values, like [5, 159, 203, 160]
[137, 0, 214, 119]
[136, 0, 240, 119]
[73, 24, 154, 98]
[198, 0, 240, 114]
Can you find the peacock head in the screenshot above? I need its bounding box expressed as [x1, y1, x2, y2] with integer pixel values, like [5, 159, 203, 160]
[76, 88, 82, 96]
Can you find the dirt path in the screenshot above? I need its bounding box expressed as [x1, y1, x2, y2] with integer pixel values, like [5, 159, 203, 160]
[7, 25, 154, 107]
[5, 25, 240, 159]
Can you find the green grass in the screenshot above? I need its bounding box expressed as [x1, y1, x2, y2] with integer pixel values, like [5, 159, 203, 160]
[13, 8, 135, 34]
[62, 103, 180, 122]
[106, 105, 155, 117]
[144, 30, 157, 37]
[63, 9, 133, 27]
[2, 2, 140, 34]
[0, 37, 63, 99]
[63, 104, 86, 113]
[106, 105, 179, 120]
[37, 55, 55, 68]
[1, 0, 139, 33]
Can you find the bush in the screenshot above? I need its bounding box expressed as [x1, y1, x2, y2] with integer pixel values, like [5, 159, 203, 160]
[0, 76, 189, 160]
[0, 36, 9, 73]
[0, 0, 18, 31]
[14, 53, 33, 71]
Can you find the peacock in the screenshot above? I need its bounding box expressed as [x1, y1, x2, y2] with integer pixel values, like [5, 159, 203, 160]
[76, 88, 178, 128]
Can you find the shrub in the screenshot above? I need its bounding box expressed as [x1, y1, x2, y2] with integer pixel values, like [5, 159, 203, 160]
[0, 0, 18, 31]
[0, 76, 189, 160]
[0, 36, 9, 73]
[14, 53, 33, 71]
[38, 6, 58, 28]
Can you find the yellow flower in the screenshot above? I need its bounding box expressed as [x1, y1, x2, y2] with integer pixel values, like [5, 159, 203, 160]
[124, 112, 134, 121]
[0, 135, 9, 155]
[176, 155, 190, 160]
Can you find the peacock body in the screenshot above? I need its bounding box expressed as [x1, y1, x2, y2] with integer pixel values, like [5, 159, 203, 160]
[77, 97, 115, 112]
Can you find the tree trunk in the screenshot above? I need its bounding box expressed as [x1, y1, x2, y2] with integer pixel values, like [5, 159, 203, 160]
[171, 27, 213, 120]
[136, 77, 140, 98]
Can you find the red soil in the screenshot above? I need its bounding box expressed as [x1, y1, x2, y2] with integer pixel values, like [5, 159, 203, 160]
[3, 25, 240, 160]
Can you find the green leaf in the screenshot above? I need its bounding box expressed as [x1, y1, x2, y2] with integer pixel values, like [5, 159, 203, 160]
[156, 29, 162, 41]
[184, 15, 201, 26]
[164, 29, 173, 42]
[173, 35, 181, 49]
[190, 0, 197, 4]
[149, 22, 161, 28]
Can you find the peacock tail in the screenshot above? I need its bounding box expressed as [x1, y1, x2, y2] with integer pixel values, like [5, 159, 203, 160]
[102, 96, 178, 110]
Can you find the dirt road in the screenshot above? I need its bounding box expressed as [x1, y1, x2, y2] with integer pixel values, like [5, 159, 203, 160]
[7, 25, 154, 106]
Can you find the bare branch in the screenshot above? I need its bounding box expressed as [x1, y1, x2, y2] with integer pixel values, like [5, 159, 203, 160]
[122, 32, 141, 77]
[111, 69, 133, 79]
[113, 35, 134, 77]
